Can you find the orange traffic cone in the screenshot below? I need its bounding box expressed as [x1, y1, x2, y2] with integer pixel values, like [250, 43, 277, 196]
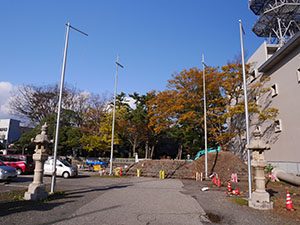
[286, 190, 294, 211]
[227, 181, 232, 192]
[232, 188, 240, 195]
[212, 176, 217, 185]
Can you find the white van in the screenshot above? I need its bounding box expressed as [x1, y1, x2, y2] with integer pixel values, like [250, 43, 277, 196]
[44, 158, 78, 178]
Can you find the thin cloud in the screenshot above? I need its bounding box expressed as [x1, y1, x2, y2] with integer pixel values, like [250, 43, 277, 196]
[0, 81, 13, 118]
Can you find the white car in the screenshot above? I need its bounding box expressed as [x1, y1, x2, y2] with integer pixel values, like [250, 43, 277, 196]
[44, 158, 78, 178]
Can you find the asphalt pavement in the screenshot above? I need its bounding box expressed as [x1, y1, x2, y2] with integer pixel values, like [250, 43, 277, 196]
[53, 178, 208, 225]
[0, 175, 208, 225]
[1, 174, 299, 225]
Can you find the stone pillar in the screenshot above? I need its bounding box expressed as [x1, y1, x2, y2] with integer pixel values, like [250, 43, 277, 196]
[24, 123, 50, 201]
[247, 127, 273, 210]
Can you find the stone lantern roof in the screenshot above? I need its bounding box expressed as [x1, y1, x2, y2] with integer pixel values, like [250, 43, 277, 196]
[32, 123, 50, 145]
[246, 127, 270, 153]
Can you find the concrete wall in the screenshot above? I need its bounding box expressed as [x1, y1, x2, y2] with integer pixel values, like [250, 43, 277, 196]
[263, 45, 300, 165]
[246, 39, 300, 173]
[247, 42, 268, 70]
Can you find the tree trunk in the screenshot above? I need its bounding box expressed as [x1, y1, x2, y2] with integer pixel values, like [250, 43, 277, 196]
[145, 141, 149, 159]
[132, 138, 137, 156]
[176, 144, 182, 160]
[150, 145, 155, 159]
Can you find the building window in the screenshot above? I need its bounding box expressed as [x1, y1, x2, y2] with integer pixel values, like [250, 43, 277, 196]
[271, 84, 278, 97]
[249, 69, 259, 83]
[253, 95, 259, 104]
[256, 126, 261, 132]
[274, 119, 282, 133]
[297, 68, 300, 83]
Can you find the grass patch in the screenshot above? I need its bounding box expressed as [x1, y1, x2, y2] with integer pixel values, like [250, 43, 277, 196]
[0, 189, 26, 202]
[0, 189, 66, 203]
[231, 197, 248, 206]
[44, 191, 66, 202]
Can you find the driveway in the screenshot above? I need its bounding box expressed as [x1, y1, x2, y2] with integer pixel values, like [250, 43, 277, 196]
[0, 175, 207, 225]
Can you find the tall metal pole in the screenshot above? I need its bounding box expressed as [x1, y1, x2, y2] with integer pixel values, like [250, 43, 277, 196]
[109, 56, 123, 175]
[239, 19, 252, 199]
[202, 54, 208, 179]
[50, 22, 88, 194]
[50, 23, 70, 194]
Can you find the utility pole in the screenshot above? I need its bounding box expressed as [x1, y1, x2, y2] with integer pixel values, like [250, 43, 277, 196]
[50, 22, 88, 194]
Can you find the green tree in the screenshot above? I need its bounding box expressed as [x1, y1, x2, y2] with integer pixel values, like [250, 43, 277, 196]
[80, 94, 112, 155]
[117, 93, 151, 157]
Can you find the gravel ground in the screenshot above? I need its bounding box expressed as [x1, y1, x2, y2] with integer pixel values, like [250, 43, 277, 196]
[181, 179, 299, 225]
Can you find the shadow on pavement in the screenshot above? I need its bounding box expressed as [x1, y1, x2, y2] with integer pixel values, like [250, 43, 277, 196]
[75, 174, 91, 178]
[0, 179, 131, 217]
[13, 176, 33, 183]
[0, 183, 130, 217]
[0, 199, 75, 217]
[41, 205, 122, 225]
[64, 184, 131, 196]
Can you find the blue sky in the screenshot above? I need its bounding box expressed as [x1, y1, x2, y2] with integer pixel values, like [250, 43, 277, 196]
[1, 0, 262, 97]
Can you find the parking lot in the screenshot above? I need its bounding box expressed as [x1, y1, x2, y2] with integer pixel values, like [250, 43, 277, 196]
[0, 171, 94, 194]
[1, 174, 34, 193]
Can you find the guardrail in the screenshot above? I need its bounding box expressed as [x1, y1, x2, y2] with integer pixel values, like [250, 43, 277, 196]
[113, 158, 136, 163]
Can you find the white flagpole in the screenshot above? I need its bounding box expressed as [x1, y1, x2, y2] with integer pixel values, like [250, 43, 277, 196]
[239, 19, 252, 199]
[202, 54, 208, 179]
[51, 23, 88, 193]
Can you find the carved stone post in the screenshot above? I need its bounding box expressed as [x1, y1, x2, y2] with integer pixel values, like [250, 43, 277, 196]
[24, 123, 50, 201]
[247, 127, 273, 210]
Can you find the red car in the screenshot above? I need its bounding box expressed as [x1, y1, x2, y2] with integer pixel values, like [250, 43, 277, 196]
[0, 154, 34, 175]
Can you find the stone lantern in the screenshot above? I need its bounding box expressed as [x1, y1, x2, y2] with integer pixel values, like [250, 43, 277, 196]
[247, 127, 273, 210]
[24, 123, 50, 201]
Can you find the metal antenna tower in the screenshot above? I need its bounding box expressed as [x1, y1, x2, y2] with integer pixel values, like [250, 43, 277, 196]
[249, 0, 300, 45]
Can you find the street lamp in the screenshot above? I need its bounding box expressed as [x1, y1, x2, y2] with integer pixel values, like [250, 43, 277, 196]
[239, 19, 252, 199]
[109, 55, 124, 176]
[50, 22, 88, 194]
[202, 54, 208, 179]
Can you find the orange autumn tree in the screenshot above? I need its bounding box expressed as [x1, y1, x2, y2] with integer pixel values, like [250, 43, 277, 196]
[148, 67, 223, 156]
[148, 61, 278, 157]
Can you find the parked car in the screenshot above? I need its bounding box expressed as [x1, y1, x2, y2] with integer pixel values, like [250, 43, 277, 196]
[0, 154, 35, 175]
[44, 158, 78, 178]
[0, 159, 17, 181]
[86, 157, 108, 167]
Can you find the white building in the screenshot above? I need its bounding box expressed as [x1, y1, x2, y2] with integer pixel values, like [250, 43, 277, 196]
[247, 32, 300, 174]
[0, 119, 21, 146]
